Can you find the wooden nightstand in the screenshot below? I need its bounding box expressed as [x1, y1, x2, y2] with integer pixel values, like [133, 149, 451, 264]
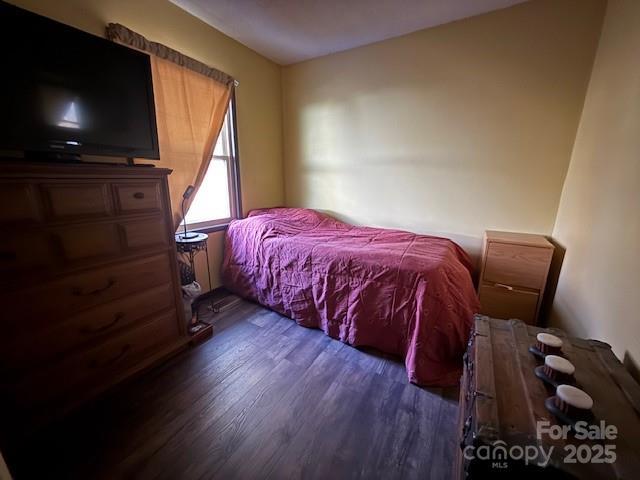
[477, 230, 554, 325]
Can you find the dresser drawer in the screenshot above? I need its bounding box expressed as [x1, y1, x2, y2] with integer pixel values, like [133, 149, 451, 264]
[9, 310, 181, 410]
[119, 217, 168, 251]
[0, 183, 41, 225]
[1, 253, 174, 334]
[113, 182, 162, 214]
[0, 229, 56, 277]
[1, 218, 168, 280]
[52, 222, 121, 263]
[483, 241, 553, 290]
[2, 283, 176, 370]
[42, 183, 112, 220]
[478, 283, 539, 324]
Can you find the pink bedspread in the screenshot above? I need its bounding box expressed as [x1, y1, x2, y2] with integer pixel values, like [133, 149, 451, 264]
[222, 208, 480, 386]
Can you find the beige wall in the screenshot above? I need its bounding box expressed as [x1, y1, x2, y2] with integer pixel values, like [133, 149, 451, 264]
[282, 0, 605, 261]
[8, 0, 285, 289]
[550, 0, 640, 369]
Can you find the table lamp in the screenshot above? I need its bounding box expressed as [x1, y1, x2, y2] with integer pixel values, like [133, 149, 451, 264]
[179, 185, 198, 240]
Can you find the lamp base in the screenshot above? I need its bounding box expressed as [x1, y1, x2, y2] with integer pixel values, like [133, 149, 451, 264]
[178, 232, 199, 240]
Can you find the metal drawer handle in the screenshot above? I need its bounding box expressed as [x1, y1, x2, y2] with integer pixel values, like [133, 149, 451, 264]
[90, 344, 130, 369]
[79, 312, 124, 334]
[72, 278, 116, 296]
[133, 192, 145, 199]
[495, 283, 514, 291]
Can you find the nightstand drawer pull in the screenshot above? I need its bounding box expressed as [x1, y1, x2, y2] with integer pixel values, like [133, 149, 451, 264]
[494, 283, 514, 291]
[133, 192, 145, 199]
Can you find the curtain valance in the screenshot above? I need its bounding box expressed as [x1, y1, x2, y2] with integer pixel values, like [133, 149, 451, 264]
[106, 23, 235, 87]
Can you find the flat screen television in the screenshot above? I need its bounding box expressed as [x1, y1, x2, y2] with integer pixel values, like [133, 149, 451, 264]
[0, 2, 159, 161]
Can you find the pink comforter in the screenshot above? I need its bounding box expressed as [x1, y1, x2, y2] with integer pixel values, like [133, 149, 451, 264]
[222, 208, 480, 386]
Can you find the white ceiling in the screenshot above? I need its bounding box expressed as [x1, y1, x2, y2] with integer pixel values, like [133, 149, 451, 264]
[170, 0, 529, 65]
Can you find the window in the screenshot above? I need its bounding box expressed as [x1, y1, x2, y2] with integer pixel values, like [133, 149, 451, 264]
[181, 97, 241, 231]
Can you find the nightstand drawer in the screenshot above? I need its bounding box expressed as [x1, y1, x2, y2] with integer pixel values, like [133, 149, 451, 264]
[483, 242, 553, 290]
[478, 283, 539, 324]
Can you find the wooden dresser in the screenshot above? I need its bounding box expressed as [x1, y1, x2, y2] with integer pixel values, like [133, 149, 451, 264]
[478, 230, 554, 325]
[456, 316, 640, 479]
[0, 162, 187, 437]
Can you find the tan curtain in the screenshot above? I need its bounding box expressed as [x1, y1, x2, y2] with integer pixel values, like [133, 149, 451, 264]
[106, 24, 234, 228]
[151, 57, 232, 227]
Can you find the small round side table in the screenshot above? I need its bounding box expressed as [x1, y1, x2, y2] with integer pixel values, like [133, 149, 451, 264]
[174, 231, 212, 290]
[175, 232, 214, 342]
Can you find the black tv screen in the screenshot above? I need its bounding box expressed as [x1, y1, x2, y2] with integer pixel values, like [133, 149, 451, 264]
[0, 2, 159, 160]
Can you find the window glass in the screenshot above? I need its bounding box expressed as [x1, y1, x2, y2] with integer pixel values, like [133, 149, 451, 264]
[181, 100, 239, 229]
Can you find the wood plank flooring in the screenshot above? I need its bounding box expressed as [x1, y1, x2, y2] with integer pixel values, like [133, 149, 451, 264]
[7, 299, 460, 480]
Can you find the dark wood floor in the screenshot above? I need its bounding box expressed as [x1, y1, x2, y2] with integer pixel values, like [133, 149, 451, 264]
[8, 299, 459, 480]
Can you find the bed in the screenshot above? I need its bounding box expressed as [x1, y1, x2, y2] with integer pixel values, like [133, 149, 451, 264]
[222, 208, 480, 386]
